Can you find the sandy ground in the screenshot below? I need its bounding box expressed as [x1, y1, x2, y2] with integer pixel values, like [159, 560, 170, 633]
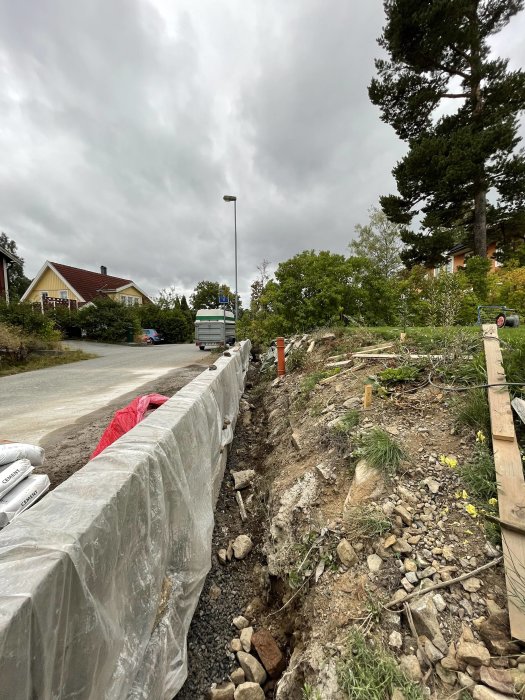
[35, 362, 209, 490]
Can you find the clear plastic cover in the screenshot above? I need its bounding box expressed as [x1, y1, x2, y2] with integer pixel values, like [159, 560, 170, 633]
[0, 342, 250, 699]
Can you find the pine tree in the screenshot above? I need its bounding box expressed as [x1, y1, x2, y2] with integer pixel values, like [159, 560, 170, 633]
[369, 0, 525, 265]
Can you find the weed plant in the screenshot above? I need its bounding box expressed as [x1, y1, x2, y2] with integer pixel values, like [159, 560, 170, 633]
[343, 505, 391, 539]
[378, 366, 420, 384]
[359, 428, 406, 475]
[338, 629, 424, 700]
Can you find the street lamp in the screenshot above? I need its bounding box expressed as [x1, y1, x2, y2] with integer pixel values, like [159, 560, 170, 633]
[223, 194, 238, 322]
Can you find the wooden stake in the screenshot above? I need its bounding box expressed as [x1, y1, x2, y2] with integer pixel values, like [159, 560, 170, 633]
[235, 491, 247, 522]
[482, 323, 525, 641]
[363, 384, 372, 409]
[400, 332, 406, 342]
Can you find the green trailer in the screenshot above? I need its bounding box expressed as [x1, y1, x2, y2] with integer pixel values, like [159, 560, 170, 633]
[194, 309, 236, 350]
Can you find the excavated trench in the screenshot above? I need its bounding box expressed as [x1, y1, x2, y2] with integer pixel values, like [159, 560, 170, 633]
[177, 368, 293, 699]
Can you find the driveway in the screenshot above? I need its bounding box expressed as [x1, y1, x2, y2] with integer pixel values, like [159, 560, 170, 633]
[0, 341, 208, 444]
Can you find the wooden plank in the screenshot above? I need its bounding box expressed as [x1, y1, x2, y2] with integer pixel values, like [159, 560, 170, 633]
[353, 342, 394, 355]
[512, 398, 525, 425]
[482, 323, 525, 642]
[483, 324, 515, 441]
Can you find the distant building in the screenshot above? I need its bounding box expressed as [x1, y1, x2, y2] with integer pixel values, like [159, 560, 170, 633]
[0, 243, 21, 304]
[21, 261, 152, 309]
[432, 242, 500, 276]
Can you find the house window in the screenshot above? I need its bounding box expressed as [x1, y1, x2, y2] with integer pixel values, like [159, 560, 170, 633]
[446, 257, 454, 273]
[121, 294, 140, 306]
[59, 290, 68, 299]
[41, 291, 48, 299]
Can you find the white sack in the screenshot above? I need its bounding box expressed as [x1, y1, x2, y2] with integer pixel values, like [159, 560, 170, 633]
[0, 442, 45, 467]
[0, 459, 34, 498]
[0, 473, 50, 528]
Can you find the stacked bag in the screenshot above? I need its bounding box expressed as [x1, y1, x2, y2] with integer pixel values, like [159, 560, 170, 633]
[0, 443, 50, 528]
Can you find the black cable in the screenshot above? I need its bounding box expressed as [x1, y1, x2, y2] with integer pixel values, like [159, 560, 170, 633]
[428, 374, 525, 392]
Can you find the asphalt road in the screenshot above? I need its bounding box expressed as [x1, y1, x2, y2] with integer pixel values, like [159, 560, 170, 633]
[0, 341, 207, 444]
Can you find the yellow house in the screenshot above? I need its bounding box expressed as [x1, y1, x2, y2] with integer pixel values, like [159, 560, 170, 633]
[21, 261, 152, 308]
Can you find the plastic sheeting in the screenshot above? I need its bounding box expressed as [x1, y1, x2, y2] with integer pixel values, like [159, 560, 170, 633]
[91, 393, 169, 459]
[0, 341, 251, 700]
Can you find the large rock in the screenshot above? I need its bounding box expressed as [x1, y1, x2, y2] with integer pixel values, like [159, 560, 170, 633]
[230, 668, 245, 686]
[399, 654, 422, 682]
[237, 651, 267, 685]
[232, 470, 256, 490]
[472, 685, 514, 700]
[336, 539, 357, 567]
[408, 595, 446, 650]
[479, 611, 521, 656]
[393, 504, 412, 526]
[367, 554, 383, 573]
[234, 682, 265, 700]
[343, 459, 384, 512]
[251, 628, 286, 678]
[233, 535, 253, 560]
[456, 641, 490, 667]
[209, 681, 235, 699]
[479, 666, 515, 695]
[240, 626, 253, 653]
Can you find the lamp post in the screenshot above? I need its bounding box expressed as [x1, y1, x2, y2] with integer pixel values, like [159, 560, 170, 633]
[223, 194, 238, 322]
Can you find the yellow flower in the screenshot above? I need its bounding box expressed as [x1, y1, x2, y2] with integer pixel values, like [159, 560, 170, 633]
[440, 455, 458, 469]
[465, 503, 478, 518]
[476, 431, 486, 444]
[488, 498, 498, 506]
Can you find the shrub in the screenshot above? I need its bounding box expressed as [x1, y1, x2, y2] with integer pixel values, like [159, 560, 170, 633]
[0, 301, 59, 341]
[77, 297, 140, 342]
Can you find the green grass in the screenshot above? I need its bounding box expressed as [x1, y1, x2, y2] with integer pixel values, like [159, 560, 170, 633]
[0, 350, 97, 377]
[302, 683, 322, 700]
[359, 428, 406, 475]
[338, 629, 424, 700]
[333, 409, 360, 433]
[461, 442, 498, 501]
[454, 388, 491, 435]
[301, 368, 340, 395]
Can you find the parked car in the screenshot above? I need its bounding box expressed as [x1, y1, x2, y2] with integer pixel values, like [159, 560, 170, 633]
[142, 328, 164, 344]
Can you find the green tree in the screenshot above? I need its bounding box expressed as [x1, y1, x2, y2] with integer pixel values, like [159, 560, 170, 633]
[0, 233, 31, 301]
[369, 0, 525, 264]
[77, 297, 140, 342]
[190, 280, 241, 314]
[349, 207, 404, 276]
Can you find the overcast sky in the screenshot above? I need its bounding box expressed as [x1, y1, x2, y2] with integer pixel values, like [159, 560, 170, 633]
[0, 1, 524, 304]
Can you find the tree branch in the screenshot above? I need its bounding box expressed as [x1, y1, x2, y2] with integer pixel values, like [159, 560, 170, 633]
[440, 93, 470, 98]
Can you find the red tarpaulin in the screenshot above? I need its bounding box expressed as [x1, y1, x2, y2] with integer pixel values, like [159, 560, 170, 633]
[91, 394, 169, 459]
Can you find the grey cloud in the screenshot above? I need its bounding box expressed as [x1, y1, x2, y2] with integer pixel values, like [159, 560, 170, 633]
[0, 0, 522, 304]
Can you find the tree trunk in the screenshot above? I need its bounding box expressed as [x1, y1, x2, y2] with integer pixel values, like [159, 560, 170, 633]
[473, 186, 487, 257]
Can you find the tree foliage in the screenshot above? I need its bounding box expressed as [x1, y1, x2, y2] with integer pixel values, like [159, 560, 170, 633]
[369, 0, 525, 264]
[0, 233, 31, 301]
[190, 280, 241, 314]
[349, 207, 405, 276]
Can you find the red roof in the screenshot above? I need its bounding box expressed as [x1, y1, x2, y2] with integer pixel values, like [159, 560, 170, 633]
[50, 262, 137, 302]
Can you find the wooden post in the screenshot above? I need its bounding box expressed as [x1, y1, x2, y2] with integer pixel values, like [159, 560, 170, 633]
[363, 384, 373, 409]
[276, 337, 286, 376]
[400, 332, 406, 342]
[482, 324, 525, 641]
